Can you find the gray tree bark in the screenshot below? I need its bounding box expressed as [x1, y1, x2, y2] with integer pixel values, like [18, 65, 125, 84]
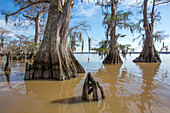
[103, 0, 123, 64]
[0, 37, 4, 53]
[34, 12, 43, 43]
[133, 0, 161, 62]
[25, 0, 85, 80]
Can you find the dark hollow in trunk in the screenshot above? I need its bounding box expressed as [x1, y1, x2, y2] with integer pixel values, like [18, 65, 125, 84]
[133, 0, 161, 63]
[25, 0, 85, 81]
[82, 72, 105, 101]
[4, 52, 11, 71]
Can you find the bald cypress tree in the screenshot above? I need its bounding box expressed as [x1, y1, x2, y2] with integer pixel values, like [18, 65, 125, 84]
[133, 0, 160, 62]
[3, 0, 85, 80]
[97, 0, 140, 64]
[25, 0, 85, 80]
[102, 0, 123, 64]
[133, 0, 170, 62]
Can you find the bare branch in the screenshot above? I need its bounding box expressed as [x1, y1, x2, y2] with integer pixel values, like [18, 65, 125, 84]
[155, 0, 170, 6]
[1, 0, 50, 21]
[23, 14, 36, 20]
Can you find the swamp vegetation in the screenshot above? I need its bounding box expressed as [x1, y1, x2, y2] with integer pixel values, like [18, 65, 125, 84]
[0, 0, 170, 112]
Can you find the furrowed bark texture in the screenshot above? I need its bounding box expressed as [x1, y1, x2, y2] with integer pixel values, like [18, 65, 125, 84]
[103, 0, 123, 64]
[133, 0, 161, 63]
[25, 0, 85, 80]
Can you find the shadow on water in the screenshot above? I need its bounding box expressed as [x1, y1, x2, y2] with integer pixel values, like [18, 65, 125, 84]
[50, 96, 96, 104]
[94, 64, 124, 112]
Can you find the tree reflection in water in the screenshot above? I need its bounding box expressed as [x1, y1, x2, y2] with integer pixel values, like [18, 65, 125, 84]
[4, 71, 12, 89]
[0, 56, 12, 89]
[0, 57, 4, 71]
[136, 63, 160, 113]
[95, 62, 167, 113]
[95, 64, 123, 113]
[0, 57, 4, 76]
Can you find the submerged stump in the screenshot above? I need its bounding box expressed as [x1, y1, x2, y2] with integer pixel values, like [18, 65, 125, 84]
[82, 72, 105, 101]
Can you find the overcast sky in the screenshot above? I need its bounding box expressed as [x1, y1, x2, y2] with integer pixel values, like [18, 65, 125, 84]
[0, 0, 170, 52]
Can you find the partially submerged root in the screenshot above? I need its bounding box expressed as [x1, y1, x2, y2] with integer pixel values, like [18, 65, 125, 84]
[82, 72, 105, 101]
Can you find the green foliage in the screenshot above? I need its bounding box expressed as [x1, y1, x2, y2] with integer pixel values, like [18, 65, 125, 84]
[1, 0, 49, 42]
[6, 40, 19, 52]
[103, 10, 142, 41]
[132, 0, 169, 46]
[4, 33, 40, 54]
[133, 30, 169, 46]
[92, 40, 134, 58]
[0, 27, 11, 53]
[24, 42, 41, 53]
[91, 47, 110, 51]
[153, 31, 169, 42]
[68, 21, 91, 52]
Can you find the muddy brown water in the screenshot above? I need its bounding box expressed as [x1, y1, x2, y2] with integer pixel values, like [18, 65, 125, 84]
[0, 54, 170, 113]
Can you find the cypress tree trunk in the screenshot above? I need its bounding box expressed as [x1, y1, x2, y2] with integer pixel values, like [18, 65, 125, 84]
[133, 0, 161, 62]
[0, 45, 2, 53]
[19, 38, 22, 51]
[25, 0, 85, 80]
[103, 0, 123, 64]
[34, 12, 43, 44]
[0, 37, 4, 53]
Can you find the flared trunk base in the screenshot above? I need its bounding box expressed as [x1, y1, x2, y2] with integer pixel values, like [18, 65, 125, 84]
[133, 46, 161, 63]
[25, 50, 85, 81]
[103, 50, 123, 64]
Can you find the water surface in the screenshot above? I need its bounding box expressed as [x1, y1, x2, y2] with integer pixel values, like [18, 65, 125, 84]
[0, 54, 170, 113]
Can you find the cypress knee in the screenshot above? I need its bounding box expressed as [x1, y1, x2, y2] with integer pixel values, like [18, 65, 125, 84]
[82, 72, 105, 101]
